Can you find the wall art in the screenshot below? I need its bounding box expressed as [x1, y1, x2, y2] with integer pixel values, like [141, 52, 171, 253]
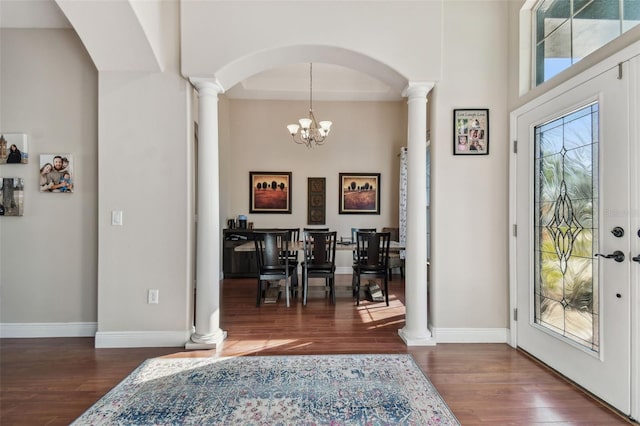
[39, 154, 74, 193]
[307, 177, 326, 225]
[0, 177, 24, 216]
[453, 109, 489, 155]
[249, 171, 292, 213]
[339, 172, 381, 215]
[0, 133, 28, 164]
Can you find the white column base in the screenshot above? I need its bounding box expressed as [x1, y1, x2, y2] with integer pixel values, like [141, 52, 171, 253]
[398, 327, 436, 346]
[185, 330, 227, 350]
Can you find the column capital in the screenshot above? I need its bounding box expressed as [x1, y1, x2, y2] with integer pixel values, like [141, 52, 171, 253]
[402, 81, 435, 99]
[189, 77, 225, 96]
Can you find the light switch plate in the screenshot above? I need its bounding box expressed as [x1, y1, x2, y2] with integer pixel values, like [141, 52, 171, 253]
[111, 210, 123, 226]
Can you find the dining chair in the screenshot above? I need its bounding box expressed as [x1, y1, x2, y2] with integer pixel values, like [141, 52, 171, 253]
[353, 231, 391, 306]
[382, 226, 404, 281]
[350, 228, 376, 292]
[301, 230, 337, 305]
[254, 231, 294, 307]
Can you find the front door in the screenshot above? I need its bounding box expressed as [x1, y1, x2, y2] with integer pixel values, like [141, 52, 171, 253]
[512, 59, 636, 415]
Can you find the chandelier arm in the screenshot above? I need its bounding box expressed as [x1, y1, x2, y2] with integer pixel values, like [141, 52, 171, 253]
[286, 62, 330, 148]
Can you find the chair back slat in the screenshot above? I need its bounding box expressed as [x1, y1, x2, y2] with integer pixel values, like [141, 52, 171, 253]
[304, 231, 337, 267]
[254, 231, 289, 270]
[356, 231, 390, 269]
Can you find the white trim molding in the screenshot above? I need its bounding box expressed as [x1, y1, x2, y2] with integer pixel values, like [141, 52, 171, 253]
[95, 331, 191, 348]
[0, 322, 97, 338]
[434, 327, 510, 343]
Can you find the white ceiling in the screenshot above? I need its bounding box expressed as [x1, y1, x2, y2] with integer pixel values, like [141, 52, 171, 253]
[0, 0, 402, 101]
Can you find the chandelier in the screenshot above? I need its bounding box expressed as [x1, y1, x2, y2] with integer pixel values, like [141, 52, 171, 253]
[286, 63, 332, 148]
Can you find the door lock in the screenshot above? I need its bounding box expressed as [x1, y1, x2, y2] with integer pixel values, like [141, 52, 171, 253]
[595, 250, 625, 263]
[611, 226, 624, 238]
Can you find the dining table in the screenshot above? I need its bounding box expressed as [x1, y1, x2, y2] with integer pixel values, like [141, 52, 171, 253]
[233, 240, 405, 252]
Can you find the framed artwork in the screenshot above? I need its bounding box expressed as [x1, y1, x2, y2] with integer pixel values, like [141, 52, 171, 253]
[0, 177, 24, 216]
[39, 154, 74, 193]
[249, 171, 292, 213]
[0, 133, 28, 164]
[453, 109, 489, 155]
[339, 173, 381, 215]
[307, 177, 326, 225]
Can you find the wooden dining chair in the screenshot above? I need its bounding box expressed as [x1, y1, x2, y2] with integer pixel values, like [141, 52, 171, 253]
[301, 230, 337, 305]
[350, 228, 376, 292]
[353, 231, 391, 306]
[254, 231, 294, 307]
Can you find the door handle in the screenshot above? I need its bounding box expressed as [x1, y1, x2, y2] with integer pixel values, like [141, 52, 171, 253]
[632, 254, 640, 263]
[595, 250, 625, 263]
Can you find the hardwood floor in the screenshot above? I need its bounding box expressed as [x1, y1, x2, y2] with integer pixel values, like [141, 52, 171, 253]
[1, 276, 634, 425]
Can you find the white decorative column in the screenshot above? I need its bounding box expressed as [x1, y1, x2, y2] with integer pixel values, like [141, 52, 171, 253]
[398, 82, 436, 346]
[186, 78, 227, 349]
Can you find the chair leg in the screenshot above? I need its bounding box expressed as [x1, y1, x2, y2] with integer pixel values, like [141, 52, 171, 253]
[285, 276, 290, 308]
[303, 268, 308, 306]
[325, 277, 330, 299]
[384, 275, 389, 306]
[352, 268, 357, 297]
[256, 278, 262, 307]
[293, 269, 299, 298]
[355, 273, 361, 306]
[330, 277, 336, 305]
[388, 267, 393, 281]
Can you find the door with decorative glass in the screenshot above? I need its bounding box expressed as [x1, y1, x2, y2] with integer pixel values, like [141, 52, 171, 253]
[513, 61, 635, 415]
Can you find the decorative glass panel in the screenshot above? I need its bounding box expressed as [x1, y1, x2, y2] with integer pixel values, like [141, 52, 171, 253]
[534, 103, 599, 352]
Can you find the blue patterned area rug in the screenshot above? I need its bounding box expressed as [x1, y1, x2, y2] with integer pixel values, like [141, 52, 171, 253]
[72, 354, 460, 425]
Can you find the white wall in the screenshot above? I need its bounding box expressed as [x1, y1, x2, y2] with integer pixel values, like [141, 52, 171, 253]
[0, 29, 98, 330]
[430, 1, 511, 332]
[181, 1, 443, 85]
[95, 3, 192, 341]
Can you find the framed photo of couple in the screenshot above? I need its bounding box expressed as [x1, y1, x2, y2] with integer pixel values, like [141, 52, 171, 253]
[453, 109, 489, 155]
[39, 154, 74, 193]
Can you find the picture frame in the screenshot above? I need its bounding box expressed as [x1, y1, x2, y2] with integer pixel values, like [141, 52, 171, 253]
[339, 173, 381, 215]
[39, 154, 74, 193]
[307, 177, 326, 225]
[0, 133, 28, 164]
[249, 171, 292, 213]
[0, 177, 24, 216]
[453, 109, 489, 155]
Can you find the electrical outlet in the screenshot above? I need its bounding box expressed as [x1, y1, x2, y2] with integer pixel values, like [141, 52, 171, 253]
[148, 289, 159, 304]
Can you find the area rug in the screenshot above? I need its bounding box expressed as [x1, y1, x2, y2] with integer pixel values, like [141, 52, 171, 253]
[72, 354, 460, 425]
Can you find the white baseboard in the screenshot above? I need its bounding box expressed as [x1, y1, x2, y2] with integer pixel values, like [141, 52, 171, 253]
[433, 327, 510, 343]
[0, 323, 509, 345]
[0, 322, 97, 338]
[95, 331, 191, 348]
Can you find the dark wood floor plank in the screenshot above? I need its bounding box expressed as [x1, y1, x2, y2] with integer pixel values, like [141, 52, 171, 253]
[0, 276, 633, 425]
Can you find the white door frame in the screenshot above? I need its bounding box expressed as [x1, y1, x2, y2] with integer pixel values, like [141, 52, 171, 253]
[509, 40, 640, 420]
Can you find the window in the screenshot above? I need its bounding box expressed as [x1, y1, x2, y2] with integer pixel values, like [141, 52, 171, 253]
[534, 0, 640, 86]
[534, 103, 599, 351]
